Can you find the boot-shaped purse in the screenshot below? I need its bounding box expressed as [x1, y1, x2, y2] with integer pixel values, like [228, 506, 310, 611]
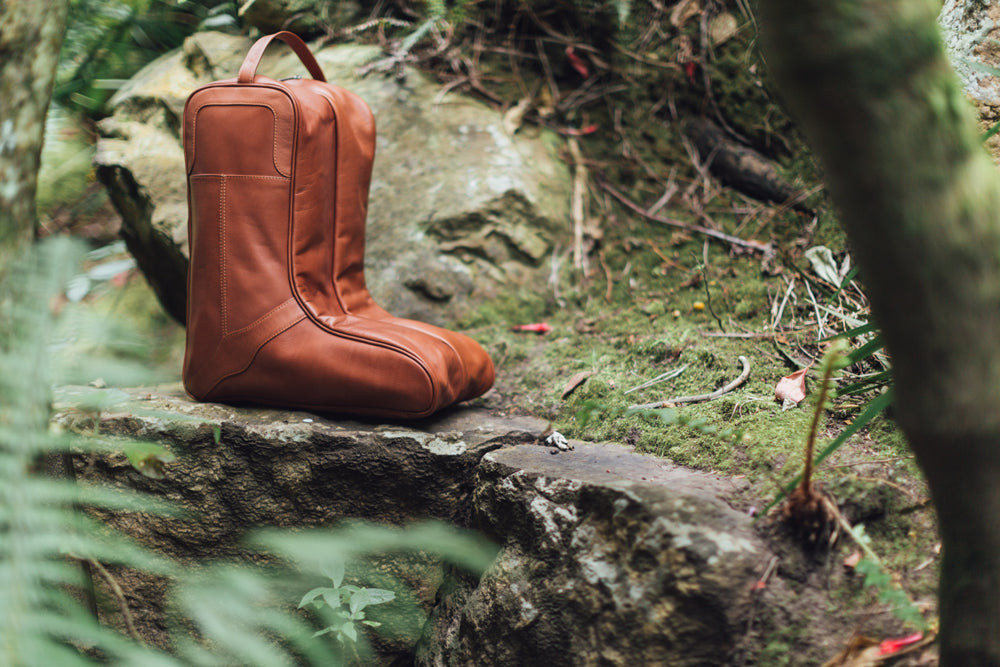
[182, 32, 494, 418]
[239, 34, 494, 403]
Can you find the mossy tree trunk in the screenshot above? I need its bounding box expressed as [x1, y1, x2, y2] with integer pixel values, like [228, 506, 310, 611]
[758, 0, 1000, 663]
[0, 0, 69, 272]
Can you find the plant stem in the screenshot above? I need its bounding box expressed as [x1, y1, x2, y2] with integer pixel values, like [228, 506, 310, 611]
[800, 359, 832, 496]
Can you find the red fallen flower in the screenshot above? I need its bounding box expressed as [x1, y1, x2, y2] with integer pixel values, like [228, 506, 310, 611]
[560, 124, 599, 136]
[511, 322, 552, 334]
[566, 46, 589, 77]
[684, 60, 698, 84]
[878, 632, 923, 655]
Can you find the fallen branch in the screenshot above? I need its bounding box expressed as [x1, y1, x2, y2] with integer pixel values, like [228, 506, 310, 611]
[597, 179, 771, 253]
[568, 137, 588, 272]
[629, 355, 750, 409]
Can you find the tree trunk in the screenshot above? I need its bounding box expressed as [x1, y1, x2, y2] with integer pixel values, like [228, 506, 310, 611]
[0, 0, 69, 271]
[758, 0, 1000, 664]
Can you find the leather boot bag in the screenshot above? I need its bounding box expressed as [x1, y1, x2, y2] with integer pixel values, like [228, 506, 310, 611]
[182, 32, 495, 418]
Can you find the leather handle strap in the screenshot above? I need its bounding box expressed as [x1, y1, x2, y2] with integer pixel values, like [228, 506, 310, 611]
[238, 31, 327, 84]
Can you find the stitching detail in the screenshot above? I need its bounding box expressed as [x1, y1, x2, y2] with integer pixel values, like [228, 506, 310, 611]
[225, 298, 297, 338]
[190, 102, 290, 177]
[220, 176, 228, 336]
[201, 303, 307, 395]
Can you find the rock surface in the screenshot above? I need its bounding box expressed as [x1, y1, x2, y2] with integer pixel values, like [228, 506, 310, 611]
[52, 385, 800, 665]
[940, 0, 1000, 161]
[95, 31, 572, 325]
[417, 444, 763, 667]
[54, 384, 544, 660]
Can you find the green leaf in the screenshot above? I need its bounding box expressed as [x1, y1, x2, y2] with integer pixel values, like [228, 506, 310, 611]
[820, 320, 877, 342]
[962, 57, 1000, 80]
[340, 621, 358, 643]
[349, 588, 370, 615]
[845, 333, 884, 365]
[983, 118, 1000, 143]
[299, 587, 340, 610]
[122, 440, 176, 479]
[838, 370, 893, 396]
[323, 561, 345, 589]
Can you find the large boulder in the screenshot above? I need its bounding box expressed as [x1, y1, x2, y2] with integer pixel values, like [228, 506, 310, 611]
[417, 444, 764, 666]
[53, 384, 544, 660]
[51, 385, 854, 665]
[95, 32, 572, 325]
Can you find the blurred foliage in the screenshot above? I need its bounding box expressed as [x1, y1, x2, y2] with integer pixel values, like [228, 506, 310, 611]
[56, 0, 239, 116]
[0, 237, 497, 664]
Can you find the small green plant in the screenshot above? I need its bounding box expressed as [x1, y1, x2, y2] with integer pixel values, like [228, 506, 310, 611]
[778, 341, 850, 547]
[772, 341, 925, 629]
[299, 563, 396, 645]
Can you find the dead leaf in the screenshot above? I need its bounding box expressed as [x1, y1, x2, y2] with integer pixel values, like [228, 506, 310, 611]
[821, 631, 928, 667]
[561, 371, 596, 399]
[878, 633, 924, 656]
[843, 550, 862, 568]
[775, 367, 809, 409]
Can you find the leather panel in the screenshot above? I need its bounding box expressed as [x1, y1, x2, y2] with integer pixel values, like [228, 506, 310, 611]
[185, 85, 295, 177]
[219, 175, 293, 333]
[207, 319, 441, 416]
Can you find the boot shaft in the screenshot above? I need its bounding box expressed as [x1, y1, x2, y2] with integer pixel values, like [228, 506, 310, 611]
[183, 76, 379, 393]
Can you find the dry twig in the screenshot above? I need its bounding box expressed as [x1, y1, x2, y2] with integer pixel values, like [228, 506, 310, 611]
[599, 179, 771, 253]
[568, 138, 588, 272]
[629, 355, 750, 409]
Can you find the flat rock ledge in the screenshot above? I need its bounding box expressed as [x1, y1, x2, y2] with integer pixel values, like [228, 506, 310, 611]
[53, 385, 789, 665]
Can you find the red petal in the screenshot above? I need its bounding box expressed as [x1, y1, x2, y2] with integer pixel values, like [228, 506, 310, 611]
[559, 124, 599, 136]
[566, 46, 590, 77]
[878, 632, 923, 655]
[512, 322, 553, 334]
[684, 61, 698, 84]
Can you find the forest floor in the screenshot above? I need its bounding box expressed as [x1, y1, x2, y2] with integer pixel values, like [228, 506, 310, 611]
[41, 5, 943, 664]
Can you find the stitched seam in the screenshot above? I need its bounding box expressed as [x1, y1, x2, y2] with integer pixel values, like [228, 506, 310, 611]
[224, 298, 297, 338]
[190, 300, 303, 396]
[317, 92, 348, 313]
[220, 176, 228, 336]
[190, 102, 290, 177]
[203, 313, 307, 396]
[219, 175, 289, 181]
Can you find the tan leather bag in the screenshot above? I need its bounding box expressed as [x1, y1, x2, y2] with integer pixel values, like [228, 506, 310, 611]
[182, 32, 494, 418]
